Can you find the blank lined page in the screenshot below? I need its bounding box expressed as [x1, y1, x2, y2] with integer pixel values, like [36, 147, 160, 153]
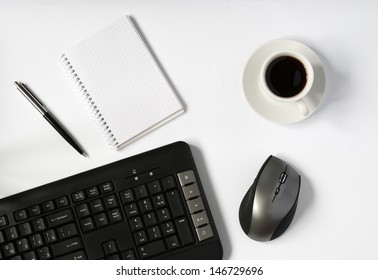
[62, 16, 184, 149]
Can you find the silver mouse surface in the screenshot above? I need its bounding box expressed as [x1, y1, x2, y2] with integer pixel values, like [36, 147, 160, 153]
[239, 155, 301, 241]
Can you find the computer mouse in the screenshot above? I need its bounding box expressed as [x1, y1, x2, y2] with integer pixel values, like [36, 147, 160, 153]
[239, 155, 301, 241]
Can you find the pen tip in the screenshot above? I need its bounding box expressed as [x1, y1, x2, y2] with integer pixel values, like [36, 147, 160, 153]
[81, 152, 88, 158]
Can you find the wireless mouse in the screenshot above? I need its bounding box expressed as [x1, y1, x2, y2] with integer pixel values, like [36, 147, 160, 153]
[239, 155, 301, 241]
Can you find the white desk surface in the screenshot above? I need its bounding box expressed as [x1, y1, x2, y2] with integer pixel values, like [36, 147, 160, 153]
[1, 0, 377, 260]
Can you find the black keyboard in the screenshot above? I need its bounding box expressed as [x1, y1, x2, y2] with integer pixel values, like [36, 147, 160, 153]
[0, 142, 223, 260]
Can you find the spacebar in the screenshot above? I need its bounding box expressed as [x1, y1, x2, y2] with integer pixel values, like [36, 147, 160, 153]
[138, 240, 166, 259]
[56, 250, 87, 260]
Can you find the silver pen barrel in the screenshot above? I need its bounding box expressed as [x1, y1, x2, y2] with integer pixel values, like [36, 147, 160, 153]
[14, 81, 47, 115]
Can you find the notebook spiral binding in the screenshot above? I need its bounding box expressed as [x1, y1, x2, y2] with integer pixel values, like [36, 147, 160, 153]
[61, 54, 119, 148]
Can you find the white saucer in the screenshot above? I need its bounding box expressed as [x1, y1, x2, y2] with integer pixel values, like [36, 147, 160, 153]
[242, 39, 326, 124]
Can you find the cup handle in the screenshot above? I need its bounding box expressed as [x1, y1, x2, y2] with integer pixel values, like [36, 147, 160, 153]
[297, 100, 310, 116]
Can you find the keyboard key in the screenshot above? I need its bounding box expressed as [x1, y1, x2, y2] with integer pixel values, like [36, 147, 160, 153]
[94, 213, 108, 228]
[166, 189, 186, 218]
[56, 250, 87, 260]
[32, 218, 46, 232]
[30, 234, 44, 248]
[138, 240, 166, 259]
[120, 189, 134, 204]
[0, 216, 8, 228]
[156, 208, 171, 223]
[121, 250, 136, 260]
[5, 226, 18, 241]
[72, 191, 86, 202]
[103, 240, 118, 256]
[28, 205, 41, 217]
[51, 237, 83, 257]
[134, 185, 148, 200]
[129, 217, 143, 232]
[143, 212, 157, 227]
[108, 208, 123, 224]
[46, 209, 74, 228]
[99, 182, 113, 193]
[37, 246, 52, 260]
[80, 217, 95, 233]
[14, 210, 28, 222]
[124, 203, 139, 218]
[23, 251, 37, 260]
[182, 183, 200, 200]
[42, 201, 55, 212]
[186, 197, 205, 214]
[147, 181, 162, 195]
[55, 196, 70, 208]
[138, 198, 153, 214]
[18, 222, 32, 237]
[15, 238, 30, 252]
[152, 194, 166, 208]
[191, 210, 210, 228]
[106, 254, 120, 260]
[177, 170, 196, 186]
[161, 176, 176, 191]
[0, 231, 4, 244]
[175, 217, 195, 246]
[147, 226, 162, 241]
[76, 203, 90, 219]
[57, 223, 78, 240]
[161, 222, 175, 236]
[133, 230, 148, 245]
[195, 224, 214, 241]
[43, 229, 57, 244]
[2, 243, 16, 257]
[104, 194, 118, 210]
[87, 186, 99, 197]
[165, 235, 180, 250]
[90, 199, 104, 214]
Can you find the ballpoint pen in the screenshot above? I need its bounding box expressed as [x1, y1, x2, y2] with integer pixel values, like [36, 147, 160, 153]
[14, 81, 87, 157]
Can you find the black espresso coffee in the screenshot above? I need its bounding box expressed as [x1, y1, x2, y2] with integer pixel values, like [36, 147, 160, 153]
[265, 56, 307, 98]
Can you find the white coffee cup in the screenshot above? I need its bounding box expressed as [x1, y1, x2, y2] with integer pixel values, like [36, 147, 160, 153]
[260, 51, 315, 116]
[243, 39, 326, 123]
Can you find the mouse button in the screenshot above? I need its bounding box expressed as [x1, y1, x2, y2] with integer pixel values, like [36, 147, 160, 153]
[258, 158, 282, 188]
[255, 171, 281, 203]
[270, 188, 296, 220]
[271, 196, 299, 240]
[260, 159, 286, 189]
[281, 179, 299, 202]
[266, 156, 286, 174]
[283, 165, 300, 195]
[250, 198, 282, 241]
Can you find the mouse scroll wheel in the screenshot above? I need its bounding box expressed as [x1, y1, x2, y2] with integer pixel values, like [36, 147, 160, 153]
[278, 172, 287, 184]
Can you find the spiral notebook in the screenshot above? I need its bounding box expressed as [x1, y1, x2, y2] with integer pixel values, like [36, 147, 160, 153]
[61, 16, 184, 149]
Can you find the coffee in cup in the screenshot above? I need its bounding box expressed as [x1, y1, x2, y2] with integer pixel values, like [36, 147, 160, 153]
[260, 51, 315, 116]
[265, 56, 307, 98]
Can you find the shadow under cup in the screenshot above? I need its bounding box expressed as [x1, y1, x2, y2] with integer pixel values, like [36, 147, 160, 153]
[265, 55, 308, 99]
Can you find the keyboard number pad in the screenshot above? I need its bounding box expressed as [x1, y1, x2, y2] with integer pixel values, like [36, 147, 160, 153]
[120, 176, 193, 259]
